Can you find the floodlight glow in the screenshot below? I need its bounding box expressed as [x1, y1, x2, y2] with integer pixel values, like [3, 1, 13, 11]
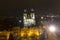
[49, 25, 56, 32]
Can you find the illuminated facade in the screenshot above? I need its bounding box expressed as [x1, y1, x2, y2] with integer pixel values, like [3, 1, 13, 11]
[23, 13, 35, 27]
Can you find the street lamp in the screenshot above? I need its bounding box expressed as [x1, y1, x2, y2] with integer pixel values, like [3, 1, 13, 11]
[49, 25, 56, 32]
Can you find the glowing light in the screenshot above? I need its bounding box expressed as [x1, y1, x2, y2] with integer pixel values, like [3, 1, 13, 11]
[41, 17, 44, 19]
[24, 17, 26, 19]
[32, 16, 35, 19]
[35, 31, 39, 36]
[28, 30, 33, 36]
[19, 20, 22, 23]
[49, 25, 56, 32]
[21, 32, 25, 37]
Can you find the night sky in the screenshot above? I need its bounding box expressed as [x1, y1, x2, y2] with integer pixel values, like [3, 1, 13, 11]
[0, 0, 60, 30]
[0, 0, 60, 16]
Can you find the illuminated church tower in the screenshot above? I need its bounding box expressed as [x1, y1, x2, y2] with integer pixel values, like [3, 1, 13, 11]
[23, 9, 36, 27]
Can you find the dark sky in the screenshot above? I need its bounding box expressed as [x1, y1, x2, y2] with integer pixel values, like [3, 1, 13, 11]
[0, 0, 60, 9]
[0, 0, 60, 16]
